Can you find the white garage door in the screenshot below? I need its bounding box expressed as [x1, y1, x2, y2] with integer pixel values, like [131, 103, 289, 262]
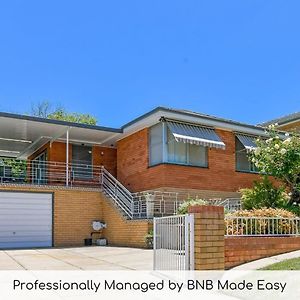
[0, 192, 53, 249]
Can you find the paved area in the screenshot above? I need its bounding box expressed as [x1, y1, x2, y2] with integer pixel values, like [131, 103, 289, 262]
[0, 246, 153, 270]
[232, 250, 300, 270]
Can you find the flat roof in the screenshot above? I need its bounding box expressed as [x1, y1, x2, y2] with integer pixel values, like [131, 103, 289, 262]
[0, 112, 122, 158]
[0, 112, 122, 133]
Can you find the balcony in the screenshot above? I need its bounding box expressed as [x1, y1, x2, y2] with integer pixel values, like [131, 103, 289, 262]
[0, 158, 102, 188]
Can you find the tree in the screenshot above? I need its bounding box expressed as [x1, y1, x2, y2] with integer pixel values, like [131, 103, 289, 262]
[31, 101, 97, 125]
[249, 124, 300, 204]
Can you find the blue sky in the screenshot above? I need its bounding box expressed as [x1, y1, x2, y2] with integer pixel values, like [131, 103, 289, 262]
[0, 1, 299, 128]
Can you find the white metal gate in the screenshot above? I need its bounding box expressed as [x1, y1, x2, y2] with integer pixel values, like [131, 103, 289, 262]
[153, 214, 194, 270]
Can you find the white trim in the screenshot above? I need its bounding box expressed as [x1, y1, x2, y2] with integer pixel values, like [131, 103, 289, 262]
[0, 137, 32, 143]
[66, 129, 69, 187]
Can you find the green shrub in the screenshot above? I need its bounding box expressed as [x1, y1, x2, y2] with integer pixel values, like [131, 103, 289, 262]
[281, 203, 300, 216]
[177, 198, 207, 214]
[144, 230, 153, 249]
[240, 176, 289, 210]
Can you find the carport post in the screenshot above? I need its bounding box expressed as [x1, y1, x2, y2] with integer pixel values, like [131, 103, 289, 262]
[66, 129, 69, 186]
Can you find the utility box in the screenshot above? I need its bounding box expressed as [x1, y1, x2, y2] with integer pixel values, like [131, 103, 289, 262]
[96, 238, 107, 246]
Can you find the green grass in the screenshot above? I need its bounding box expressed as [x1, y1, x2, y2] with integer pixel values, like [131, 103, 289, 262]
[260, 257, 300, 270]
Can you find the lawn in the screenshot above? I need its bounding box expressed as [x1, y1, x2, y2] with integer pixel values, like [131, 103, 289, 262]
[260, 257, 300, 270]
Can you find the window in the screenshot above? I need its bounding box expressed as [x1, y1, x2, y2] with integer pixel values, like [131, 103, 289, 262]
[235, 137, 258, 173]
[149, 123, 163, 166]
[149, 123, 208, 167]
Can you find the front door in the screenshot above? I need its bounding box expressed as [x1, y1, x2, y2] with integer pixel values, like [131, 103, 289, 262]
[32, 152, 47, 185]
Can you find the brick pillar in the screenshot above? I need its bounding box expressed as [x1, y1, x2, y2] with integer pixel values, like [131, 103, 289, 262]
[188, 205, 225, 270]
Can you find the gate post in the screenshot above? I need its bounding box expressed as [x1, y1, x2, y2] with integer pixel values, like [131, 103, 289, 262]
[188, 205, 225, 270]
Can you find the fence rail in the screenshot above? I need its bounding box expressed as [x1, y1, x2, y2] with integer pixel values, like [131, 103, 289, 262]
[225, 216, 300, 236]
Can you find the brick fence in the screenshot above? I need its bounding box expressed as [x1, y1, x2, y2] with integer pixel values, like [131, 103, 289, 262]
[225, 236, 300, 269]
[189, 205, 300, 270]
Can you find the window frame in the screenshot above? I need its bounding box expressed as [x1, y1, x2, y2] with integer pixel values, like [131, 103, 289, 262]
[148, 123, 208, 168]
[235, 137, 258, 174]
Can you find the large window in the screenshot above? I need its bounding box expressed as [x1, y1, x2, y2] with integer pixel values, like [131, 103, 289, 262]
[149, 123, 208, 167]
[235, 137, 258, 173]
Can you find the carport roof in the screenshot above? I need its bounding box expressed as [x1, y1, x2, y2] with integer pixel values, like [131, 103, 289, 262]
[0, 112, 122, 159]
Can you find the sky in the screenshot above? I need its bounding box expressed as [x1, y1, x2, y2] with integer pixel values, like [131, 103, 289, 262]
[0, 0, 299, 128]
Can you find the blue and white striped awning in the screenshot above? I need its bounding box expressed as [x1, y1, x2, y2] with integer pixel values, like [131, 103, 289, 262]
[236, 134, 257, 151]
[166, 121, 225, 149]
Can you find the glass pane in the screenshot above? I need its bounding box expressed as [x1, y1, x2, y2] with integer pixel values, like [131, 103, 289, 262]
[189, 144, 207, 166]
[236, 151, 250, 171]
[149, 123, 163, 165]
[167, 128, 187, 164]
[235, 137, 252, 172]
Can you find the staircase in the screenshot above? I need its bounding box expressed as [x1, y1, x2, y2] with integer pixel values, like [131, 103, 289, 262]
[100, 167, 241, 219]
[100, 167, 136, 219]
[99, 167, 182, 219]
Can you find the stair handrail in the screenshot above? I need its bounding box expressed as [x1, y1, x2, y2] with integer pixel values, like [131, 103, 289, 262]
[100, 167, 135, 219]
[100, 167, 182, 219]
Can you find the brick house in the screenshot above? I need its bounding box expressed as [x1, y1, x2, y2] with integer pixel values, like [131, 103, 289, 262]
[0, 107, 292, 249]
[261, 111, 300, 132]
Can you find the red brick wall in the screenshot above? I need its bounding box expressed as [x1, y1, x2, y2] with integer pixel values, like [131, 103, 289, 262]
[225, 236, 300, 269]
[117, 128, 262, 193]
[93, 146, 117, 176]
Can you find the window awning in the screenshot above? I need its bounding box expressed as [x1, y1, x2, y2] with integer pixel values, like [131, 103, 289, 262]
[236, 134, 257, 151]
[166, 121, 225, 149]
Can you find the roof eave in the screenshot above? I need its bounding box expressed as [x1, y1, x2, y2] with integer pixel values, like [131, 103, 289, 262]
[0, 112, 122, 133]
[121, 107, 271, 138]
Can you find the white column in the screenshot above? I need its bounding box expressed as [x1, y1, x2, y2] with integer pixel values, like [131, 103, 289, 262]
[162, 122, 167, 163]
[66, 129, 69, 186]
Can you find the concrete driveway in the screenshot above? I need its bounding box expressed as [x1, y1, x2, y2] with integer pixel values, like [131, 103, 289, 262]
[0, 246, 153, 270]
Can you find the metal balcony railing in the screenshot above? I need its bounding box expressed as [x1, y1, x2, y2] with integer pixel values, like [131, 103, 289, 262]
[0, 158, 102, 187]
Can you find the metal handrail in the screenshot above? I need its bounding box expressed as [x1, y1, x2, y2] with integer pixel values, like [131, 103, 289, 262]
[100, 167, 134, 219]
[99, 167, 182, 219]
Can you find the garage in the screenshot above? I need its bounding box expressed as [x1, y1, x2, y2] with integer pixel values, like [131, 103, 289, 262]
[0, 192, 53, 249]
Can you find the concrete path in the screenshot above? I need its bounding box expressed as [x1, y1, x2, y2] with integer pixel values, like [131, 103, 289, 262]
[0, 246, 153, 270]
[232, 250, 300, 270]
